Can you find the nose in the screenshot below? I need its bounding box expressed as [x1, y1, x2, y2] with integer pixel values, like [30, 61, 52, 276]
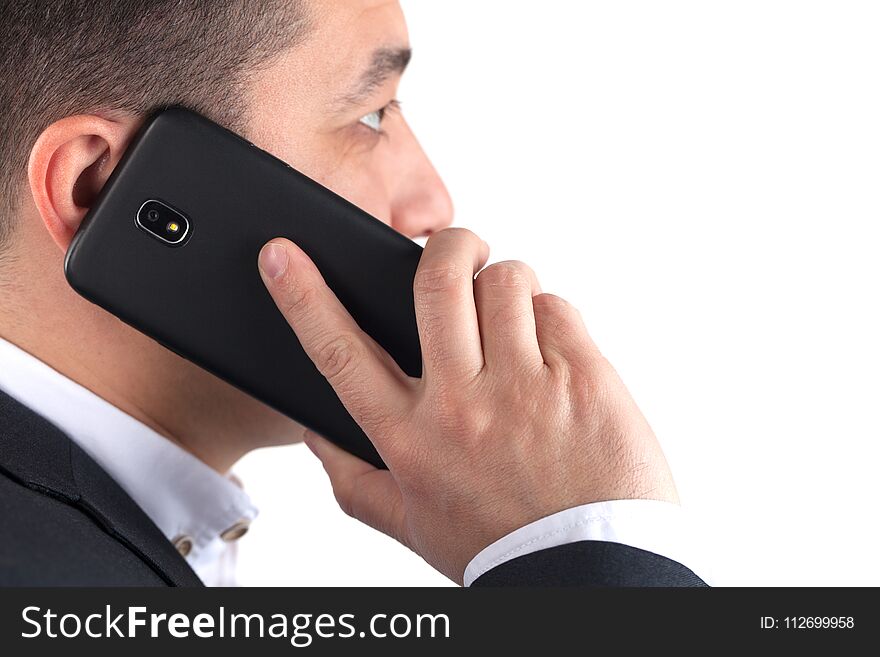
[388, 120, 454, 240]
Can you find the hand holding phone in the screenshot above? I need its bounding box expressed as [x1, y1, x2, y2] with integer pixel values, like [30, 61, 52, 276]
[257, 227, 680, 584]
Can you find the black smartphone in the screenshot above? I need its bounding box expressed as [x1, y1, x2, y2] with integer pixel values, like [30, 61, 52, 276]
[64, 107, 423, 469]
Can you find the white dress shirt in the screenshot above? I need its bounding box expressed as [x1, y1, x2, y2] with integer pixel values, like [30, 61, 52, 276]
[0, 336, 708, 586]
[0, 337, 257, 586]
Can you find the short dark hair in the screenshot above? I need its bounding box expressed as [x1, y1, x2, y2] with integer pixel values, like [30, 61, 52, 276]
[0, 0, 310, 248]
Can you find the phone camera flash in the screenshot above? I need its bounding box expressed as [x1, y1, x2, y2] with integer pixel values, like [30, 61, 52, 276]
[137, 200, 189, 246]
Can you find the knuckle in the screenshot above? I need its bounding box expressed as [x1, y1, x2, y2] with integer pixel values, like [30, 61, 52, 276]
[414, 260, 470, 295]
[437, 411, 484, 443]
[533, 292, 575, 317]
[477, 260, 531, 291]
[534, 293, 583, 340]
[315, 332, 362, 385]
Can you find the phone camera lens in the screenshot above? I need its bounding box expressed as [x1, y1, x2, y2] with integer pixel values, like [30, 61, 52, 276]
[137, 200, 190, 246]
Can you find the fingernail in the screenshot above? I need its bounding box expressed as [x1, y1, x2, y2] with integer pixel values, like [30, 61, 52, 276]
[259, 243, 289, 280]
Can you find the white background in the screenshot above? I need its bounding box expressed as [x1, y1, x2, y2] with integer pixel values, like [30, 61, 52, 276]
[236, 1, 880, 586]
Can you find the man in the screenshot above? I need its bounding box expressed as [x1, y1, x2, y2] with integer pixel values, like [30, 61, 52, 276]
[0, 0, 707, 586]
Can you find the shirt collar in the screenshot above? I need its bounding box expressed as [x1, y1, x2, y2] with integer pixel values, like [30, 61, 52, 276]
[0, 336, 258, 570]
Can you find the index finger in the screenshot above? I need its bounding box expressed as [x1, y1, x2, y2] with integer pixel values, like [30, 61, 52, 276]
[258, 238, 412, 439]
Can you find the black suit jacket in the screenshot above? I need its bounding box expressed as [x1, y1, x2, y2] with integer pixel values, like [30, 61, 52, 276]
[0, 390, 706, 586]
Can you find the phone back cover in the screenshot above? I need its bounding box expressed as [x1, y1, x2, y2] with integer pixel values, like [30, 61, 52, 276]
[65, 108, 423, 468]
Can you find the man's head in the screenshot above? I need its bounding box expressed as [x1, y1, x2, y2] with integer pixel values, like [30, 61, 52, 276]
[0, 0, 452, 470]
[0, 0, 307, 245]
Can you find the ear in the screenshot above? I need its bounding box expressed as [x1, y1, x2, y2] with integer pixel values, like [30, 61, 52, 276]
[27, 114, 138, 251]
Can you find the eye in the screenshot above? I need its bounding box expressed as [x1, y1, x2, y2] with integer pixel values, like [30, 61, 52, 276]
[358, 100, 401, 134]
[359, 110, 383, 132]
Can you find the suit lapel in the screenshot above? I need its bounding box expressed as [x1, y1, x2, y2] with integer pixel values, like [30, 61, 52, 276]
[0, 390, 203, 586]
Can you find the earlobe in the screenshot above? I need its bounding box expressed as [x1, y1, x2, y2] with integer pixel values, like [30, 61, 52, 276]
[27, 115, 136, 251]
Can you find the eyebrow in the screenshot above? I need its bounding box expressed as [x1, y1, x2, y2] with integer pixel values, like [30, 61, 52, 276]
[335, 46, 412, 110]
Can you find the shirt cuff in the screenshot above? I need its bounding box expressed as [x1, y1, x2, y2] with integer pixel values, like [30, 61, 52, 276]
[463, 499, 711, 587]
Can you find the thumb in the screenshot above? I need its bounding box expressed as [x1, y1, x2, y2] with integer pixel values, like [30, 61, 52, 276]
[303, 431, 409, 548]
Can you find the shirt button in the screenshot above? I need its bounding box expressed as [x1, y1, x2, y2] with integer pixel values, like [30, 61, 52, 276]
[172, 534, 194, 557]
[220, 518, 251, 542]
